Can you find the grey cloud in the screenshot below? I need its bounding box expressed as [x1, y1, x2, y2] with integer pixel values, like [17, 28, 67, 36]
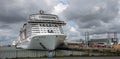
[109, 23, 120, 33]
[0, 25, 12, 29]
[78, 19, 102, 28]
[63, 0, 119, 35]
[64, 0, 118, 22]
[0, 36, 16, 45]
[0, 0, 120, 42]
[0, 0, 53, 23]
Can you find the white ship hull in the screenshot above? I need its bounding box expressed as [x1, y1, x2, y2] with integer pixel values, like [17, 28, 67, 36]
[17, 35, 65, 50]
[16, 10, 67, 50]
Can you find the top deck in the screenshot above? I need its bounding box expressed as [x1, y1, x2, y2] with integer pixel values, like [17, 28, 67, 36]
[28, 10, 66, 25]
[29, 14, 59, 20]
[29, 10, 59, 21]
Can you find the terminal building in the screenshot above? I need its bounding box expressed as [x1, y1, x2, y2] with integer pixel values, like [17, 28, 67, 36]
[88, 38, 118, 48]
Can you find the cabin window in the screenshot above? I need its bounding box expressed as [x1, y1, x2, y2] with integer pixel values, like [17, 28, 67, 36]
[50, 24, 52, 27]
[43, 24, 45, 27]
[55, 25, 57, 27]
[46, 24, 49, 27]
[40, 24, 41, 26]
[51, 24, 54, 27]
[48, 30, 54, 33]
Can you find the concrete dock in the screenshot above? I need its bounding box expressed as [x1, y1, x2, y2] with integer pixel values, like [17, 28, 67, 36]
[16, 57, 120, 59]
[0, 46, 120, 59]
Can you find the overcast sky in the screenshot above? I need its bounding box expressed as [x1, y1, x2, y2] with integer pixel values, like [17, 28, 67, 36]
[0, 0, 120, 45]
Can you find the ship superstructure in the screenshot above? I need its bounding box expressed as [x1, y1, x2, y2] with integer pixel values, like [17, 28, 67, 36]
[16, 10, 66, 50]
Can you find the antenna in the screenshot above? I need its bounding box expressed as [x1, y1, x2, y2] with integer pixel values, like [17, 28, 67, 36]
[39, 10, 44, 14]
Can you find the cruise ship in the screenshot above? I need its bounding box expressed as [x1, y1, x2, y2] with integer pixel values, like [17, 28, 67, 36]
[15, 10, 66, 50]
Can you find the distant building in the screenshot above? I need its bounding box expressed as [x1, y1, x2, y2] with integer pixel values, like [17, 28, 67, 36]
[64, 39, 85, 48]
[88, 38, 118, 48]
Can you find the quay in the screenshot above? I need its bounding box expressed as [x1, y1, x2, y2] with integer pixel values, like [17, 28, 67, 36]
[14, 57, 120, 59]
[0, 46, 120, 59]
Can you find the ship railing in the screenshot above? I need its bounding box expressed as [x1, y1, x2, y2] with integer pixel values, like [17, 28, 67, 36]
[28, 20, 66, 25]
